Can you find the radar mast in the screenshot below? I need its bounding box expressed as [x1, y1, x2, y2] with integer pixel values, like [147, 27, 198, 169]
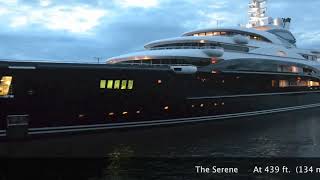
[246, 0, 292, 30]
[246, 0, 272, 28]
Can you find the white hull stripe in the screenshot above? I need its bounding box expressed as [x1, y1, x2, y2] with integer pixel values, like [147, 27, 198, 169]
[28, 103, 320, 135]
[188, 90, 320, 100]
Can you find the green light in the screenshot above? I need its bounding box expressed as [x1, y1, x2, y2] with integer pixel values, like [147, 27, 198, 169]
[100, 80, 106, 89]
[107, 80, 114, 89]
[114, 80, 120, 89]
[128, 80, 134, 90]
[121, 80, 127, 90]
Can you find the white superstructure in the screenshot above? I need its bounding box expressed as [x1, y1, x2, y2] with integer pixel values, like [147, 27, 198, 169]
[107, 0, 320, 75]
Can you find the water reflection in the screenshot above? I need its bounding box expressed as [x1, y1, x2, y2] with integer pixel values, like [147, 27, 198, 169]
[2, 108, 320, 179]
[3, 108, 320, 157]
[105, 145, 135, 180]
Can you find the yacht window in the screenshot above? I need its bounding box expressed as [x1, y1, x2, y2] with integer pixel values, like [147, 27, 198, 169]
[301, 54, 318, 61]
[275, 32, 295, 42]
[151, 42, 250, 52]
[142, 60, 151, 64]
[308, 81, 320, 87]
[0, 76, 13, 96]
[121, 80, 127, 90]
[107, 80, 114, 89]
[101, 80, 134, 90]
[127, 80, 134, 90]
[190, 31, 270, 42]
[114, 80, 120, 89]
[220, 44, 249, 52]
[279, 80, 289, 88]
[268, 30, 296, 45]
[100, 80, 106, 89]
[152, 59, 161, 64]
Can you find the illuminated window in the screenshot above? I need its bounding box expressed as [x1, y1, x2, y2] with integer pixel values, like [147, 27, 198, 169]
[100, 80, 106, 89]
[121, 80, 127, 89]
[308, 81, 320, 87]
[0, 76, 12, 96]
[291, 66, 299, 73]
[128, 80, 134, 90]
[114, 80, 120, 89]
[206, 32, 213, 36]
[107, 80, 114, 89]
[213, 32, 220, 36]
[279, 80, 289, 88]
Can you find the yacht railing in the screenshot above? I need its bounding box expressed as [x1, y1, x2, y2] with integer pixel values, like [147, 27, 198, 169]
[116, 63, 196, 67]
[148, 45, 222, 51]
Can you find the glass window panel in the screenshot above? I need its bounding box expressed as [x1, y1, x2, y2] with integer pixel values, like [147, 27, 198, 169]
[206, 32, 213, 36]
[128, 80, 134, 90]
[107, 80, 113, 89]
[279, 80, 289, 88]
[114, 80, 120, 89]
[121, 80, 127, 90]
[100, 80, 106, 89]
[0, 76, 13, 96]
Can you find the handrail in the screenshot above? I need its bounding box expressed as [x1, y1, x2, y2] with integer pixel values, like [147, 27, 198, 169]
[116, 63, 196, 67]
[148, 46, 222, 51]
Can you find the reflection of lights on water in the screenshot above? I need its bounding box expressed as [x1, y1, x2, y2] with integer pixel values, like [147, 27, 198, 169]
[106, 146, 135, 177]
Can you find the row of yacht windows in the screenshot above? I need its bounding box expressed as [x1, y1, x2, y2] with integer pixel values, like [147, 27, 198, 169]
[151, 42, 251, 52]
[190, 31, 270, 43]
[100, 80, 134, 90]
[118, 59, 210, 66]
[276, 79, 320, 88]
[301, 54, 318, 61]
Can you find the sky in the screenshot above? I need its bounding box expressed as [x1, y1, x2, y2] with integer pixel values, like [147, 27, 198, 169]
[0, 0, 319, 62]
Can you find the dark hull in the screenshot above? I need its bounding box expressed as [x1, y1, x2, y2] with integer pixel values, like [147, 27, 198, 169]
[1, 61, 320, 136]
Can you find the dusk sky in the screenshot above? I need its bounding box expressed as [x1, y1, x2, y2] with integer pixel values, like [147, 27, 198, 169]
[0, 0, 319, 62]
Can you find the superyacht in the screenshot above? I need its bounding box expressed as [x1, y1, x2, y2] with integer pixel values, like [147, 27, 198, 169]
[0, 0, 320, 137]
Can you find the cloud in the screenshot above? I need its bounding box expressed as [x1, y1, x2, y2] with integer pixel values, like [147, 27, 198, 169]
[115, 0, 159, 8]
[1, 2, 108, 33]
[10, 16, 28, 27]
[0, 0, 319, 61]
[39, 0, 51, 7]
[35, 6, 107, 33]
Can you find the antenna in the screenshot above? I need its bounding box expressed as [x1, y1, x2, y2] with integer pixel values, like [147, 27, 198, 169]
[94, 57, 102, 64]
